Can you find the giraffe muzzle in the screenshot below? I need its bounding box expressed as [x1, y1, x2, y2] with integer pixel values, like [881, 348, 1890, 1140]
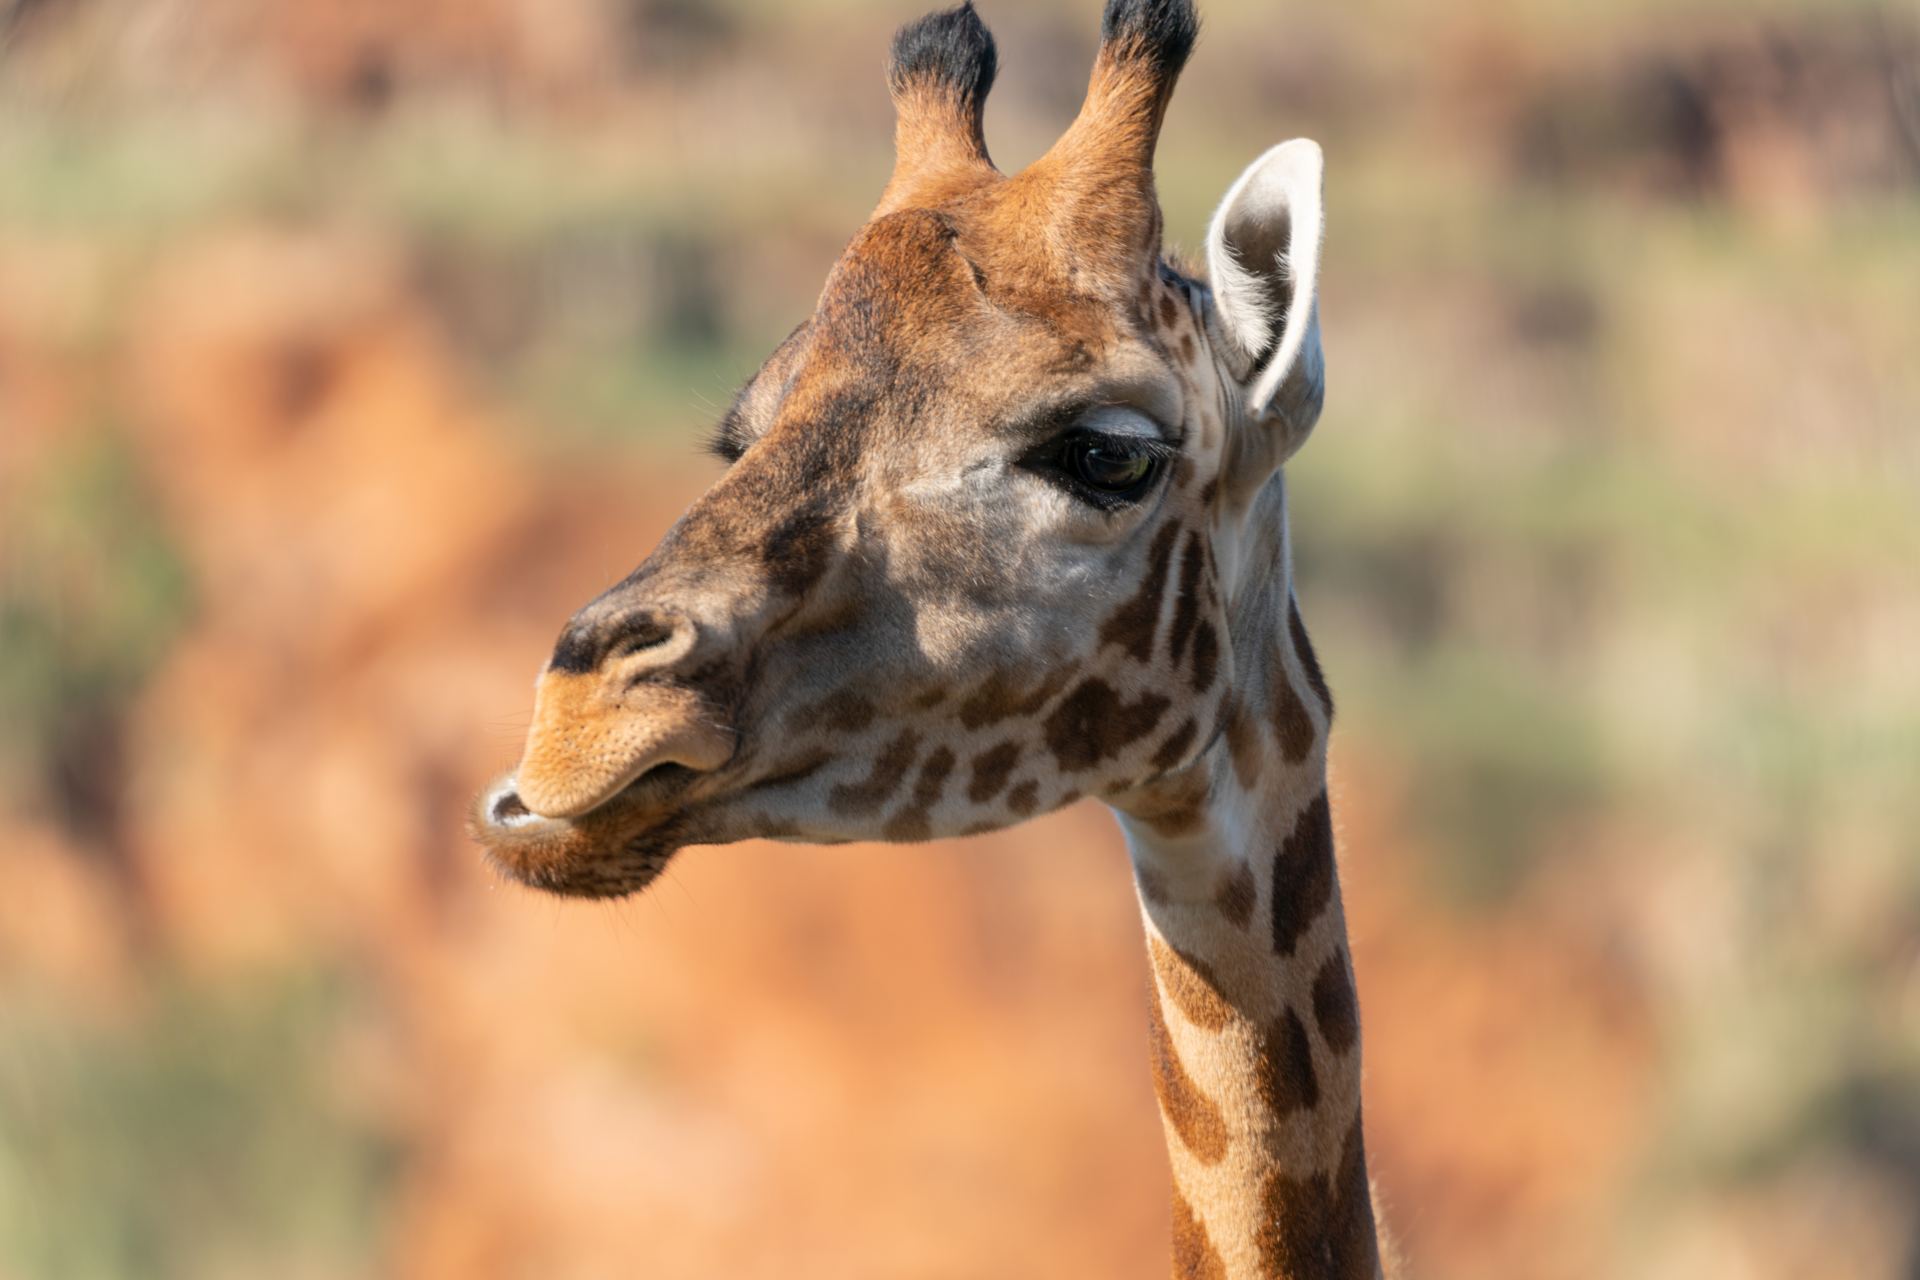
[509, 670, 736, 820]
[471, 671, 736, 896]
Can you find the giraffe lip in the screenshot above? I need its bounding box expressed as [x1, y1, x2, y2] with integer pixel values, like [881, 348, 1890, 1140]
[471, 764, 703, 870]
[481, 763, 697, 836]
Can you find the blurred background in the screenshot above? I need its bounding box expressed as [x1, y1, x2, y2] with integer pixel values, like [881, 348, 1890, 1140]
[2, 0, 1917, 1276]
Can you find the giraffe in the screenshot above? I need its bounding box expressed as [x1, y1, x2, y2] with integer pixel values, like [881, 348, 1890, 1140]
[473, 1, 1386, 1274]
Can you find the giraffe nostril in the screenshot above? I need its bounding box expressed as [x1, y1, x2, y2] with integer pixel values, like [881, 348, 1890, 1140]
[491, 789, 532, 825]
[548, 609, 689, 674]
[608, 615, 676, 660]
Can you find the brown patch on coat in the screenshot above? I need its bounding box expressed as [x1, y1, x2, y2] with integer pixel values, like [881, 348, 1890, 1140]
[1312, 951, 1360, 1057]
[1190, 619, 1220, 692]
[1126, 763, 1209, 838]
[1224, 701, 1263, 791]
[1150, 715, 1199, 773]
[1290, 598, 1334, 721]
[1149, 936, 1233, 1033]
[1168, 530, 1207, 664]
[1215, 859, 1257, 928]
[966, 740, 1022, 804]
[1331, 1113, 1383, 1278]
[1256, 1006, 1320, 1117]
[1145, 988, 1229, 1165]
[1171, 1189, 1228, 1280]
[1043, 679, 1169, 772]
[1099, 521, 1180, 662]
[958, 668, 1067, 731]
[1256, 1113, 1381, 1280]
[882, 745, 955, 841]
[1271, 790, 1335, 958]
[1272, 671, 1317, 765]
[1006, 780, 1040, 816]
[793, 688, 876, 735]
[827, 729, 920, 816]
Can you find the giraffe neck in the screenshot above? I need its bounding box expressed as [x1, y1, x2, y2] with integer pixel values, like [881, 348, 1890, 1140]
[1111, 479, 1381, 1279]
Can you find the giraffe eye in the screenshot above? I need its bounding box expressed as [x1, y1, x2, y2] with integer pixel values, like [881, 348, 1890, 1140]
[1067, 436, 1157, 492]
[1026, 429, 1169, 510]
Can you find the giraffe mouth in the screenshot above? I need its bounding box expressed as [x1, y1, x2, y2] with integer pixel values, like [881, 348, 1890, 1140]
[470, 763, 703, 899]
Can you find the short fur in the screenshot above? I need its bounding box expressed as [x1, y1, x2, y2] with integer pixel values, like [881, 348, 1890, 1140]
[474, 4, 1389, 1275]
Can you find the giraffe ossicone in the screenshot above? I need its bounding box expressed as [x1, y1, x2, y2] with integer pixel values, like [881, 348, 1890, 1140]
[473, 1, 1387, 1273]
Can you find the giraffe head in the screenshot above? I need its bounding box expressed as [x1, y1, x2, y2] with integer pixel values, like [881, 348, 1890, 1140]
[474, 0, 1328, 898]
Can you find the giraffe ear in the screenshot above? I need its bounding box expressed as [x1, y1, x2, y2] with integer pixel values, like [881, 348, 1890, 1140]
[1206, 139, 1326, 475]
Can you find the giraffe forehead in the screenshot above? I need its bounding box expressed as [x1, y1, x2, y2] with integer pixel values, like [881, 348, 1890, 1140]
[813, 209, 981, 341]
[810, 202, 1138, 379]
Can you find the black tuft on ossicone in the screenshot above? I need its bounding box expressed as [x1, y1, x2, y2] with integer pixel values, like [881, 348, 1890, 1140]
[1100, 0, 1199, 77]
[887, 2, 998, 105]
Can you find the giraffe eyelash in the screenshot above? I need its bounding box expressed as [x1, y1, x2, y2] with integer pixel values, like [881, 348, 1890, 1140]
[706, 408, 751, 464]
[1021, 428, 1176, 511]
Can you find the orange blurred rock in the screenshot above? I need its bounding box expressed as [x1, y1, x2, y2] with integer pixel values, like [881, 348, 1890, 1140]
[181, 0, 631, 111]
[0, 236, 116, 486]
[0, 823, 138, 1010]
[128, 228, 533, 666]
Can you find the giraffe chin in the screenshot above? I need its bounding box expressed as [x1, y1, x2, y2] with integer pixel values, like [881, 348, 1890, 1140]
[470, 767, 700, 900]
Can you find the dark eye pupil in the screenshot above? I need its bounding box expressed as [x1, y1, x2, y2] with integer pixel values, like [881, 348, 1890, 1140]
[1070, 439, 1154, 491]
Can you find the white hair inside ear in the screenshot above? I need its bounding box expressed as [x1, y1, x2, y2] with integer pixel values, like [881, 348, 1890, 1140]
[1206, 139, 1326, 448]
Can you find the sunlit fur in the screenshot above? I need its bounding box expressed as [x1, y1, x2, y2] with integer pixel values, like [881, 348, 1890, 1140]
[471, 2, 1390, 1273]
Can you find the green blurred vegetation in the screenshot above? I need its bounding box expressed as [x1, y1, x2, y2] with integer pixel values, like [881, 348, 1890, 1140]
[0, 427, 192, 828]
[0, 973, 397, 1280]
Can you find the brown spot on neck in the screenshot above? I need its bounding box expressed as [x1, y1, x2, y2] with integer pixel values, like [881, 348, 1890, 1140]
[1312, 952, 1360, 1057]
[1150, 936, 1233, 1033]
[1224, 700, 1263, 791]
[1190, 619, 1220, 692]
[1257, 1112, 1380, 1280]
[1272, 670, 1316, 765]
[1256, 1006, 1320, 1117]
[1150, 716, 1200, 773]
[1271, 791, 1335, 958]
[1145, 990, 1229, 1166]
[1124, 762, 1210, 839]
[1215, 859, 1257, 928]
[1171, 1189, 1228, 1280]
[1289, 598, 1333, 721]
